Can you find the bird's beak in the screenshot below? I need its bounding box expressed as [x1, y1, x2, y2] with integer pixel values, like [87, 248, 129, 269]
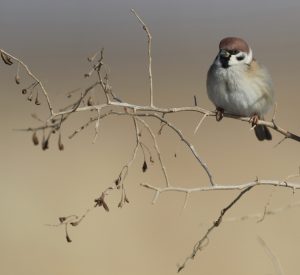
[219, 49, 230, 58]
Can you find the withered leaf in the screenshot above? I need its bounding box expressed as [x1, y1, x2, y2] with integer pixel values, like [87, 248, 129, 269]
[15, 75, 20, 85]
[94, 198, 103, 207]
[58, 133, 64, 151]
[27, 93, 33, 101]
[42, 138, 49, 150]
[66, 233, 72, 243]
[87, 97, 93, 106]
[32, 132, 39, 146]
[70, 221, 79, 227]
[102, 200, 109, 212]
[124, 196, 130, 203]
[35, 95, 41, 105]
[142, 161, 148, 173]
[0, 51, 13, 65]
[58, 217, 66, 223]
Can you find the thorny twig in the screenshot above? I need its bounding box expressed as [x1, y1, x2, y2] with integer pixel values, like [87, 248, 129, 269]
[141, 179, 300, 205]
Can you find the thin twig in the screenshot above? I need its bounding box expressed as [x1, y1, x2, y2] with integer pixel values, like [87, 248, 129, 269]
[0, 49, 54, 115]
[178, 186, 254, 272]
[131, 9, 154, 107]
[93, 108, 102, 143]
[136, 117, 170, 187]
[194, 113, 208, 134]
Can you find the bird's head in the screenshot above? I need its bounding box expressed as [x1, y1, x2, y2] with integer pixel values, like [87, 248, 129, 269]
[217, 37, 253, 68]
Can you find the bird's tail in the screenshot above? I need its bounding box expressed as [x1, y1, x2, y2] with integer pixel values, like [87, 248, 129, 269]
[254, 125, 272, 141]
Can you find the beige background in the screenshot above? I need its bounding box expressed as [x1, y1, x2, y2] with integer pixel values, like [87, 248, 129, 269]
[1, 0, 300, 274]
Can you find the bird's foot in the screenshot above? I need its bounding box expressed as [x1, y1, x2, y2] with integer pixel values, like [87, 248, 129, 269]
[249, 114, 259, 127]
[216, 107, 224, 122]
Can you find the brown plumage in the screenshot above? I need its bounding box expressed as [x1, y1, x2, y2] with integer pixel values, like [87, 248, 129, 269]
[219, 37, 250, 54]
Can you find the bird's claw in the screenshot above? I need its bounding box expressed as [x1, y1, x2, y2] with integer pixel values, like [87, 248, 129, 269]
[250, 114, 259, 126]
[216, 107, 224, 122]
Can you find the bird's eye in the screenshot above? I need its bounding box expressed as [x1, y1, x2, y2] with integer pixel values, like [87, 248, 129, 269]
[236, 55, 245, 61]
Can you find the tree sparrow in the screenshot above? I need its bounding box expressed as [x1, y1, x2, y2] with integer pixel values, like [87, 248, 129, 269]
[206, 37, 275, 141]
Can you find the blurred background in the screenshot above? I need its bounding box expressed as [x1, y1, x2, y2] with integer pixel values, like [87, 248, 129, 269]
[1, 0, 300, 274]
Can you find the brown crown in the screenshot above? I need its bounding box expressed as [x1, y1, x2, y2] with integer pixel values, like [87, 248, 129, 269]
[219, 37, 250, 53]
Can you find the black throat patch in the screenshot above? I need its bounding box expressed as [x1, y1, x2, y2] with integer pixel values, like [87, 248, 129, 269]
[220, 55, 231, 69]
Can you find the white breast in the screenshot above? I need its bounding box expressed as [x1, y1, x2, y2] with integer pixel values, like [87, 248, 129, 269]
[207, 62, 274, 117]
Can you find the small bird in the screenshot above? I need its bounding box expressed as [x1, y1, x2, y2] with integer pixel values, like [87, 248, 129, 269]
[207, 37, 275, 141]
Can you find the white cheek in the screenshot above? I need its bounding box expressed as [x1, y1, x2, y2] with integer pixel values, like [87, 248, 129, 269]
[228, 56, 240, 66]
[245, 48, 253, 64]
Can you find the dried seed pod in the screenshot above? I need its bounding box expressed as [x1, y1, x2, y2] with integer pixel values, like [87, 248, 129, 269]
[94, 198, 103, 207]
[22, 89, 27, 95]
[15, 75, 20, 85]
[142, 161, 148, 173]
[27, 93, 33, 101]
[102, 200, 109, 212]
[59, 217, 66, 223]
[35, 94, 41, 105]
[42, 138, 49, 150]
[70, 221, 79, 226]
[0, 51, 13, 65]
[66, 233, 72, 243]
[58, 133, 64, 151]
[58, 143, 64, 151]
[124, 195, 130, 204]
[114, 177, 120, 186]
[87, 96, 93, 106]
[32, 131, 39, 146]
[84, 72, 91, 78]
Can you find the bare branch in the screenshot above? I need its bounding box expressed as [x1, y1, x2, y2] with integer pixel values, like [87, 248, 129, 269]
[93, 108, 102, 143]
[141, 178, 300, 198]
[131, 9, 154, 107]
[47, 100, 300, 143]
[177, 186, 254, 272]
